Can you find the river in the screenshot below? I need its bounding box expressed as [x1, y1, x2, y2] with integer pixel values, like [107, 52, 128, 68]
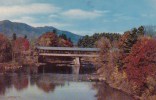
[0, 64, 134, 100]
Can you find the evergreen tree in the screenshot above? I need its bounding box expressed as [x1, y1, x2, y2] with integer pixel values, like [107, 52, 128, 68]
[68, 37, 72, 43]
[137, 26, 144, 36]
[24, 35, 27, 39]
[12, 33, 16, 40]
[53, 29, 57, 34]
[59, 33, 67, 40]
[121, 28, 138, 54]
[77, 33, 121, 47]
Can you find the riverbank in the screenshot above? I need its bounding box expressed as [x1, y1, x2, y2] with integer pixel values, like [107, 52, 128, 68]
[88, 69, 156, 100]
[0, 53, 37, 73]
[89, 74, 140, 99]
[0, 62, 22, 72]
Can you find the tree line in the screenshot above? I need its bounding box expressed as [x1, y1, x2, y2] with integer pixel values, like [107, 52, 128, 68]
[77, 32, 121, 48]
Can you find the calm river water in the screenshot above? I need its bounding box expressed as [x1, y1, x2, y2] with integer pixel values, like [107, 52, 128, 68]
[0, 64, 134, 100]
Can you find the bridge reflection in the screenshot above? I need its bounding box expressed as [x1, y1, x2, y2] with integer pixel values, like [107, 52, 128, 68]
[38, 64, 96, 74]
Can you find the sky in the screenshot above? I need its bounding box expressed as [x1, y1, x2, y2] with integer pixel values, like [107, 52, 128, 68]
[0, 0, 156, 35]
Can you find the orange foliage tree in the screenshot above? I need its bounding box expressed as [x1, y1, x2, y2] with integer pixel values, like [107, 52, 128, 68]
[37, 32, 73, 47]
[37, 32, 58, 47]
[124, 37, 156, 90]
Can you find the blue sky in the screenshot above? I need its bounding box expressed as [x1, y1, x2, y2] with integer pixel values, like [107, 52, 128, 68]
[0, 0, 156, 35]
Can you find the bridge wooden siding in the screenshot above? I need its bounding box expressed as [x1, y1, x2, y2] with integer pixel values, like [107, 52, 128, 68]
[36, 47, 100, 57]
[36, 46, 100, 74]
[39, 53, 99, 57]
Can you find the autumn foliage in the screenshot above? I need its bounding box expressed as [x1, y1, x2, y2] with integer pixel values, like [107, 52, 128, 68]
[97, 26, 156, 97]
[124, 37, 156, 89]
[37, 32, 58, 47]
[58, 38, 73, 47]
[37, 32, 73, 47]
[0, 33, 12, 62]
[13, 37, 30, 52]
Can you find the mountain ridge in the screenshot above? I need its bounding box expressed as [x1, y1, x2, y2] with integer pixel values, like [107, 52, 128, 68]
[0, 20, 82, 43]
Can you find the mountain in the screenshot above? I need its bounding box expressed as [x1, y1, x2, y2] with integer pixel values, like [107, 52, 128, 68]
[0, 20, 82, 43]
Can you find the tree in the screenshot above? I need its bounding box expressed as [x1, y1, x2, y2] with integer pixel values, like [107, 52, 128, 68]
[0, 34, 12, 62]
[77, 32, 121, 48]
[123, 37, 156, 94]
[68, 37, 73, 44]
[12, 33, 16, 40]
[137, 26, 144, 36]
[117, 28, 138, 70]
[13, 37, 30, 51]
[53, 29, 57, 34]
[59, 33, 67, 40]
[118, 31, 136, 54]
[37, 32, 58, 47]
[96, 37, 113, 79]
[24, 35, 27, 39]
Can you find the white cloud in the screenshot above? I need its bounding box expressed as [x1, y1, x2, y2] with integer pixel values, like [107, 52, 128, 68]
[31, 22, 71, 28]
[61, 9, 106, 19]
[0, 0, 29, 5]
[113, 13, 137, 22]
[141, 13, 156, 18]
[0, 3, 60, 17]
[69, 28, 123, 35]
[69, 30, 95, 35]
[12, 16, 71, 28]
[49, 14, 58, 18]
[13, 16, 36, 23]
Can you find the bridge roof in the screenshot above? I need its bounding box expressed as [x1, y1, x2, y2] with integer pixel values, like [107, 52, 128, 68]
[36, 46, 100, 52]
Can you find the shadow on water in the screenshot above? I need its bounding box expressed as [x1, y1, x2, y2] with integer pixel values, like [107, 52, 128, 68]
[38, 63, 96, 74]
[38, 64, 72, 74]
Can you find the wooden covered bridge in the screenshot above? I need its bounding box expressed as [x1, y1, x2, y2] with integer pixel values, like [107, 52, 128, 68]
[35, 46, 100, 74]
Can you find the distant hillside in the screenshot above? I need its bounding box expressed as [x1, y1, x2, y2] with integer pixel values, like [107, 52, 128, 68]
[0, 20, 82, 43]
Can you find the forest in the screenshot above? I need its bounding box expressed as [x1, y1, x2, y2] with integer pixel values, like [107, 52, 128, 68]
[93, 26, 156, 99]
[77, 32, 121, 48]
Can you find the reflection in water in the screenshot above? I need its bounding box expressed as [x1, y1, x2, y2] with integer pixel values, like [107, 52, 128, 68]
[0, 74, 29, 95]
[0, 73, 97, 100]
[93, 82, 134, 100]
[12, 74, 28, 91]
[35, 75, 65, 93]
[38, 64, 96, 74]
[0, 65, 134, 100]
[0, 75, 5, 95]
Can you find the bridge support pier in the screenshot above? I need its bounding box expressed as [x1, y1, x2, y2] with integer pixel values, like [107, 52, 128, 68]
[72, 57, 80, 74]
[74, 57, 80, 66]
[72, 65, 80, 74]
